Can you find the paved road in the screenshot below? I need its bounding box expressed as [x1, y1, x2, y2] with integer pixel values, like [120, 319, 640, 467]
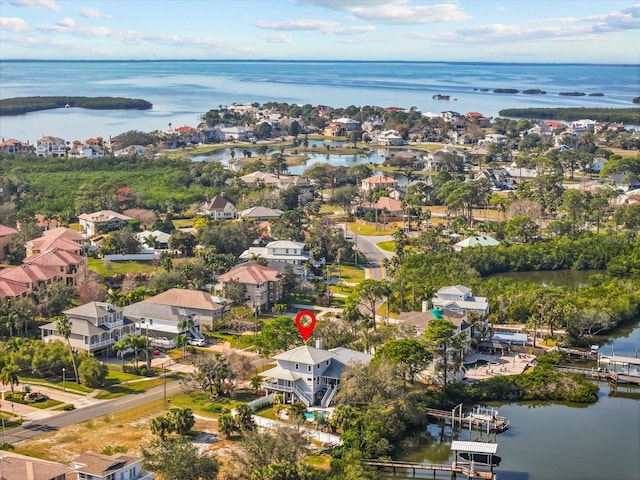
[4, 380, 182, 445]
[351, 232, 394, 281]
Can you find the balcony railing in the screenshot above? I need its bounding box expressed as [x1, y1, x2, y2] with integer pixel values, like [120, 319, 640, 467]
[263, 382, 293, 392]
[86, 338, 115, 349]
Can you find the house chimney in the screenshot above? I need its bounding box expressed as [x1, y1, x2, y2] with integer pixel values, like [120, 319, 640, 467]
[315, 339, 323, 350]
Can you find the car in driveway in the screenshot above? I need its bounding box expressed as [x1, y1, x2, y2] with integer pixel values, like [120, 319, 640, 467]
[188, 338, 206, 347]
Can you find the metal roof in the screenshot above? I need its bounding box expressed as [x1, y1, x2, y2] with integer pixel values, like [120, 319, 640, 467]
[451, 441, 498, 454]
[273, 346, 335, 364]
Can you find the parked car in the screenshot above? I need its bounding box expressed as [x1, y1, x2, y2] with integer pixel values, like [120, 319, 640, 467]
[188, 338, 206, 347]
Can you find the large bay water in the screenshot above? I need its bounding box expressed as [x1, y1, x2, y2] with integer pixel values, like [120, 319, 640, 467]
[1, 60, 638, 143]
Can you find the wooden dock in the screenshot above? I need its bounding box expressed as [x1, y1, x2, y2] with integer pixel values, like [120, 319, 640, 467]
[556, 366, 640, 385]
[426, 406, 509, 433]
[363, 459, 496, 479]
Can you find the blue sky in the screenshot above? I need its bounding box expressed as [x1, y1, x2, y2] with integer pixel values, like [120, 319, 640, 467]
[1, 0, 639, 62]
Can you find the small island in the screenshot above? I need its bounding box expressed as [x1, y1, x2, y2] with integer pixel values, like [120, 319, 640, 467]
[522, 89, 547, 95]
[0, 96, 153, 116]
[493, 88, 519, 94]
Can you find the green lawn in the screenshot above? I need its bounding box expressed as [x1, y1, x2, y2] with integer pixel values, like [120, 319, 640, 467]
[335, 265, 365, 283]
[169, 389, 260, 417]
[29, 398, 64, 409]
[94, 374, 181, 400]
[207, 333, 256, 350]
[172, 218, 194, 228]
[377, 240, 395, 252]
[19, 376, 94, 394]
[88, 258, 158, 275]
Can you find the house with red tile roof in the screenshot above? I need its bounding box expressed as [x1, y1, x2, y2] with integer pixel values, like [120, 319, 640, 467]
[0, 138, 31, 155]
[0, 224, 19, 262]
[26, 235, 84, 257]
[0, 264, 61, 291]
[0, 278, 30, 300]
[216, 263, 283, 313]
[360, 175, 398, 193]
[36, 135, 66, 157]
[363, 196, 403, 217]
[24, 248, 86, 286]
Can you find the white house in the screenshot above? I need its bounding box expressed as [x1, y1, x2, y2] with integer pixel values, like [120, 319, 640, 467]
[78, 210, 134, 236]
[431, 285, 489, 316]
[259, 343, 372, 406]
[454, 235, 500, 251]
[220, 126, 251, 141]
[239, 240, 310, 276]
[376, 130, 404, 146]
[71, 452, 153, 480]
[36, 136, 66, 157]
[198, 194, 236, 220]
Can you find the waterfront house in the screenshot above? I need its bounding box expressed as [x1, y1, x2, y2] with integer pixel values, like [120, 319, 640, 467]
[36, 135, 66, 157]
[198, 194, 237, 219]
[40, 302, 139, 356]
[453, 235, 500, 251]
[238, 172, 315, 201]
[0, 224, 19, 262]
[323, 118, 360, 137]
[215, 263, 283, 313]
[0, 138, 31, 155]
[398, 308, 466, 337]
[78, 210, 134, 236]
[430, 285, 489, 316]
[239, 240, 310, 277]
[259, 342, 372, 406]
[425, 148, 466, 172]
[376, 130, 404, 146]
[220, 125, 251, 141]
[71, 451, 153, 480]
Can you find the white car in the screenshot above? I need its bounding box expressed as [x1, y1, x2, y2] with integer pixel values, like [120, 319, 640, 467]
[188, 338, 206, 347]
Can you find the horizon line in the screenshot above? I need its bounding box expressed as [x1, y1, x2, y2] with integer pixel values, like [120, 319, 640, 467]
[1, 58, 638, 67]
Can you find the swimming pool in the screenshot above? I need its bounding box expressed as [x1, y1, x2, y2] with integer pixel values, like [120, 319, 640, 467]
[304, 410, 329, 421]
[464, 359, 500, 368]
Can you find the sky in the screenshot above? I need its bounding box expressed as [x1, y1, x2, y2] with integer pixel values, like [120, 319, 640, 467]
[1, 0, 639, 63]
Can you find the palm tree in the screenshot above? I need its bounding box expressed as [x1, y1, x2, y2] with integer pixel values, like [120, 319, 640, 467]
[0, 312, 17, 338]
[0, 364, 20, 394]
[112, 338, 129, 369]
[56, 315, 79, 383]
[174, 334, 189, 358]
[178, 315, 195, 339]
[124, 333, 146, 373]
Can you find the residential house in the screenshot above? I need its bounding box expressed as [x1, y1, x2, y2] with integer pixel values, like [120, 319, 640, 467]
[239, 240, 310, 276]
[26, 234, 84, 257]
[431, 285, 489, 316]
[238, 206, 284, 221]
[0, 278, 30, 299]
[360, 175, 398, 193]
[478, 133, 508, 146]
[198, 194, 236, 220]
[123, 302, 206, 347]
[376, 130, 404, 146]
[174, 125, 204, 144]
[454, 235, 500, 252]
[216, 263, 283, 313]
[78, 210, 134, 236]
[238, 173, 314, 201]
[397, 308, 467, 337]
[0, 451, 71, 480]
[135, 230, 171, 251]
[475, 168, 514, 191]
[0, 138, 31, 155]
[441, 111, 461, 123]
[425, 148, 466, 172]
[113, 144, 145, 157]
[23, 248, 86, 286]
[141, 288, 225, 327]
[0, 224, 19, 262]
[40, 302, 138, 356]
[36, 136, 66, 157]
[0, 264, 61, 292]
[32, 213, 61, 231]
[361, 196, 403, 218]
[323, 118, 360, 137]
[71, 451, 153, 480]
[465, 112, 491, 128]
[259, 343, 372, 406]
[220, 126, 251, 141]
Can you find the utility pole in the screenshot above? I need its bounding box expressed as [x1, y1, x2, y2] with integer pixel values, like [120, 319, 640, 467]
[163, 364, 166, 403]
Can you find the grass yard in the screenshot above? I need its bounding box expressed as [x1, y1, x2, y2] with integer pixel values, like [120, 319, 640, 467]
[172, 218, 195, 228]
[19, 376, 94, 394]
[335, 265, 365, 283]
[88, 258, 158, 275]
[346, 221, 399, 236]
[207, 333, 256, 350]
[94, 375, 180, 400]
[377, 240, 395, 252]
[28, 398, 64, 409]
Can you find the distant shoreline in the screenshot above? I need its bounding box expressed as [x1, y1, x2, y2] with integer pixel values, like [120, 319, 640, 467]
[1, 59, 639, 67]
[0, 96, 153, 116]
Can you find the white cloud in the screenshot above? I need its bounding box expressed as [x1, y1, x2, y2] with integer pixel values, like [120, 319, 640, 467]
[57, 17, 75, 28]
[79, 6, 110, 19]
[332, 25, 376, 35]
[7, 0, 61, 12]
[0, 16, 29, 31]
[261, 33, 293, 44]
[298, 0, 470, 25]
[255, 19, 339, 31]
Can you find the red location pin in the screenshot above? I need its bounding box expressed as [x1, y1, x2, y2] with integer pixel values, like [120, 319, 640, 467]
[295, 310, 317, 341]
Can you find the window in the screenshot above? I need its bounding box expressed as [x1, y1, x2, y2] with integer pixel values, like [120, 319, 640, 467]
[269, 282, 273, 289]
[307, 365, 311, 372]
[269, 293, 273, 301]
[295, 363, 299, 370]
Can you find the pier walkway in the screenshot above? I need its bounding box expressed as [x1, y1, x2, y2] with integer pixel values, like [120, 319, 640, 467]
[556, 365, 640, 385]
[362, 459, 496, 479]
[426, 404, 509, 433]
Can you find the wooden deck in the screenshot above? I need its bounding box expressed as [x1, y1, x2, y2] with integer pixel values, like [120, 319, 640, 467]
[363, 459, 497, 479]
[426, 407, 510, 433]
[556, 366, 640, 385]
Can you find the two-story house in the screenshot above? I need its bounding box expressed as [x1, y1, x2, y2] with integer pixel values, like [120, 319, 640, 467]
[78, 210, 134, 236]
[71, 451, 153, 480]
[430, 285, 489, 316]
[216, 263, 283, 313]
[23, 248, 86, 286]
[40, 302, 139, 356]
[36, 136, 66, 157]
[239, 240, 310, 276]
[0, 264, 61, 292]
[0, 138, 31, 155]
[198, 194, 236, 220]
[360, 175, 398, 193]
[259, 343, 372, 407]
